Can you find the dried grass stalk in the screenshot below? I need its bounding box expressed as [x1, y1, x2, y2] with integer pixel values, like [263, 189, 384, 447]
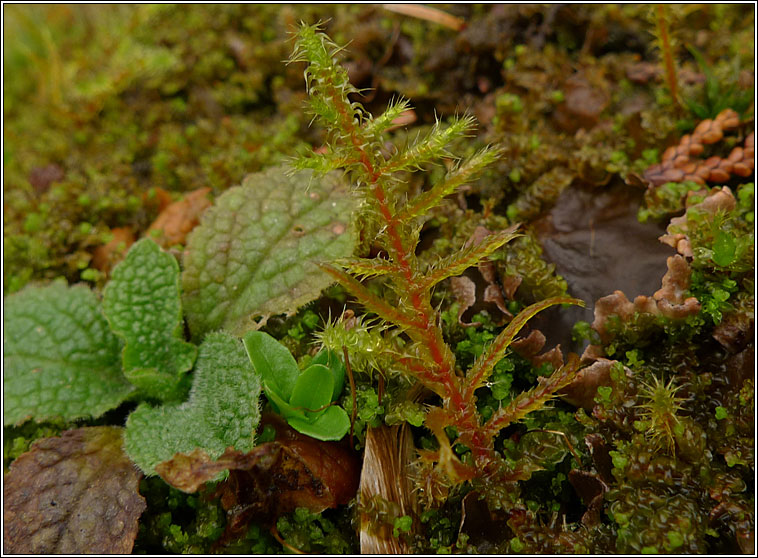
[359, 424, 418, 554]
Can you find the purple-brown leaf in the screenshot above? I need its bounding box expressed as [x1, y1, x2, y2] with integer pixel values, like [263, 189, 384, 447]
[3, 426, 145, 554]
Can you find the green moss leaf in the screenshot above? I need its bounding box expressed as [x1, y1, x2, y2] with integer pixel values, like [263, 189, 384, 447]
[124, 332, 261, 475]
[711, 230, 737, 267]
[3, 280, 133, 426]
[103, 238, 197, 400]
[181, 165, 357, 339]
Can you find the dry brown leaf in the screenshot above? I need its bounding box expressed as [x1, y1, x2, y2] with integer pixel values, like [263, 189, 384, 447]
[483, 283, 511, 318]
[643, 113, 750, 186]
[449, 275, 479, 326]
[458, 491, 509, 549]
[584, 433, 614, 484]
[385, 109, 418, 132]
[147, 187, 212, 247]
[91, 226, 135, 273]
[714, 312, 754, 354]
[511, 329, 564, 371]
[653, 255, 701, 319]
[3, 426, 145, 554]
[561, 358, 621, 410]
[449, 226, 513, 326]
[382, 4, 465, 31]
[568, 469, 608, 526]
[530, 181, 674, 352]
[141, 186, 174, 213]
[156, 415, 360, 540]
[28, 163, 64, 194]
[553, 72, 609, 133]
[501, 273, 523, 300]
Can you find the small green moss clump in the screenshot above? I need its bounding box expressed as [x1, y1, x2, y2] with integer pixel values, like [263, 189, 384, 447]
[133, 478, 226, 554]
[134, 477, 284, 554]
[3, 4, 319, 293]
[3, 418, 69, 470]
[275, 506, 358, 554]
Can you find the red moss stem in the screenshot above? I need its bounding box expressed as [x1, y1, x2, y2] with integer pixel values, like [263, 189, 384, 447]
[324, 77, 497, 470]
[656, 4, 680, 108]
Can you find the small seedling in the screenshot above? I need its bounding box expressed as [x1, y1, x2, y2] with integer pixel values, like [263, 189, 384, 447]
[243, 330, 350, 441]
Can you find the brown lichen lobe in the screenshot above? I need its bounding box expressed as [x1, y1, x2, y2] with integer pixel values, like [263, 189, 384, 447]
[562, 358, 618, 410]
[643, 109, 752, 187]
[592, 254, 700, 344]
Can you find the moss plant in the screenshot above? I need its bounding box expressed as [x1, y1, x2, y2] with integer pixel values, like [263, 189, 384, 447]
[635, 375, 686, 455]
[289, 23, 583, 489]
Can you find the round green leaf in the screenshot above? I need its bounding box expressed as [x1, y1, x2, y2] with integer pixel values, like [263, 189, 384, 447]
[289, 364, 334, 418]
[311, 349, 346, 401]
[263, 381, 305, 420]
[712, 230, 737, 267]
[242, 330, 300, 401]
[286, 405, 351, 441]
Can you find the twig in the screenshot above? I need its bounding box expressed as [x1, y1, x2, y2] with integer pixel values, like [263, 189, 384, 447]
[382, 4, 465, 31]
[343, 345, 358, 448]
[270, 526, 306, 554]
[529, 428, 582, 466]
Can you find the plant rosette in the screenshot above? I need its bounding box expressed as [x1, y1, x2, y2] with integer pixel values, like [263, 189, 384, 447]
[243, 330, 350, 441]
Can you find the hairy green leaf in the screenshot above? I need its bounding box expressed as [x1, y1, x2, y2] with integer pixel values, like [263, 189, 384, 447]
[289, 24, 367, 136]
[182, 165, 358, 339]
[363, 97, 413, 138]
[382, 115, 478, 174]
[124, 332, 261, 475]
[466, 296, 585, 395]
[333, 257, 400, 280]
[483, 354, 581, 437]
[103, 239, 197, 400]
[318, 264, 420, 329]
[3, 280, 133, 426]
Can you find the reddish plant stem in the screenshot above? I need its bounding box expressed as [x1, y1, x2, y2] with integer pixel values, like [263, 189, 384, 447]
[656, 4, 680, 108]
[325, 82, 493, 466]
[343, 345, 357, 448]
